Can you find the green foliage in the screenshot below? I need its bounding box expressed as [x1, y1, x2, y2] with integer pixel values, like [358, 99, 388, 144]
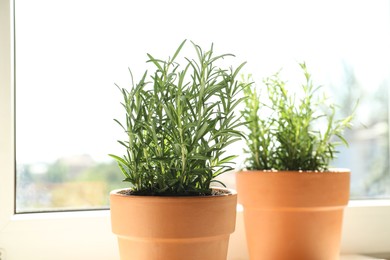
[242, 75, 274, 170]
[110, 40, 248, 195]
[242, 63, 355, 171]
[46, 160, 68, 183]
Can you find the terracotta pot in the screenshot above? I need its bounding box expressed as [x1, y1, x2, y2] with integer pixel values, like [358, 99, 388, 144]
[110, 188, 237, 260]
[236, 169, 350, 260]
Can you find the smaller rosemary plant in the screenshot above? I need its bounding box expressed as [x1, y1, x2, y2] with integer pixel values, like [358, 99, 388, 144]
[242, 63, 354, 171]
[110, 40, 249, 196]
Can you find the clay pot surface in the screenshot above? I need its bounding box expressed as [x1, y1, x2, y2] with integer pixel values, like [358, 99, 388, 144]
[110, 188, 237, 260]
[236, 169, 350, 260]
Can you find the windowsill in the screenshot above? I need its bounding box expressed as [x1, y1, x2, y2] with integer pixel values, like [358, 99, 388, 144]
[340, 255, 389, 260]
[3, 204, 390, 260]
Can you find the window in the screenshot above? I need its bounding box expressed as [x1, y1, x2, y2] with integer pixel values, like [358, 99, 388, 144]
[1, 0, 390, 259]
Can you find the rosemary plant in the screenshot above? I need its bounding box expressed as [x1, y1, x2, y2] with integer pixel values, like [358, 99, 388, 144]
[242, 63, 354, 171]
[110, 40, 248, 196]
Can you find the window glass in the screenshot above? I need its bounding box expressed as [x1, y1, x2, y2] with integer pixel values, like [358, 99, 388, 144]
[16, 0, 390, 212]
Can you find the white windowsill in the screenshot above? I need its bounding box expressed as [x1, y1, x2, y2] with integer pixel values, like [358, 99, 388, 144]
[1, 203, 389, 260]
[341, 256, 388, 260]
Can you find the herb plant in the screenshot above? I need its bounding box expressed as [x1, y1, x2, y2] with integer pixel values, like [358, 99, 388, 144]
[242, 63, 354, 171]
[110, 40, 248, 196]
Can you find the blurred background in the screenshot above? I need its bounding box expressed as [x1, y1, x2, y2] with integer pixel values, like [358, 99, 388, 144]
[15, 0, 390, 212]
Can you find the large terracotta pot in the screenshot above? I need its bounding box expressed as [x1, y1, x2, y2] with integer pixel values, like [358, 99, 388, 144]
[236, 169, 350, 260]
[110, 188, 237, 260]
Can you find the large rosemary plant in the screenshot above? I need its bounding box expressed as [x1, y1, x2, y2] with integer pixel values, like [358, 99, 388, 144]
[242, 63, 354, 171]
[110, 40, 248, 195]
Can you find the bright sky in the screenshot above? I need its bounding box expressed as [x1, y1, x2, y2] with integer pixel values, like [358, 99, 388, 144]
[15, 0, 390, 164]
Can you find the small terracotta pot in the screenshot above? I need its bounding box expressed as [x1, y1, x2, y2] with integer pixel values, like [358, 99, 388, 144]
[236, 169, 350, 260]
[110, 188, 237, 260]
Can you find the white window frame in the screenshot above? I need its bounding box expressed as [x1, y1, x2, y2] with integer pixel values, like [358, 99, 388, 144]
[0, 0, 389, 259]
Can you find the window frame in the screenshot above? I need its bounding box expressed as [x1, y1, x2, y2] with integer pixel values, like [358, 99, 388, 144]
[0, 0, 389, 259]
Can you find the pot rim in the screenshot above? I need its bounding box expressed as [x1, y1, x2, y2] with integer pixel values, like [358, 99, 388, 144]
[237, 167, 350, 174]
[110, 186, 237, 198]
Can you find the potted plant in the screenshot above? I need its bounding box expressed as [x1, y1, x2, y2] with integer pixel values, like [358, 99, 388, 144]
[237, 63, 355, 260]
[109, 40, 248, 260]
